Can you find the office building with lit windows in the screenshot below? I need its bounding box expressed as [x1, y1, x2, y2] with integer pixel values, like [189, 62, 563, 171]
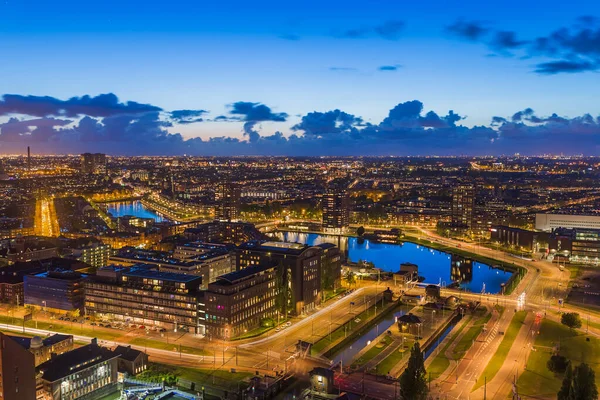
[204, 263, 278, 339]
[451, 184, 475, 230]
[80, 153, 107, 174]
[84, 265, 205, 334]
[215, 179, 240, 222]
[36, 339, 119, 400]
[237, 241, 322, 315]
[322, 190, 349, 233]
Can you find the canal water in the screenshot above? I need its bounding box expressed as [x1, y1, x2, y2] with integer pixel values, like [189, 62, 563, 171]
[104, 200, 167, 222]
[331, 307, 410, 367]
[275, 232, 512, 294]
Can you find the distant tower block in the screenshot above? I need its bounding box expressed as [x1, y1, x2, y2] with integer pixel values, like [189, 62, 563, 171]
[27, 146, 31, 171]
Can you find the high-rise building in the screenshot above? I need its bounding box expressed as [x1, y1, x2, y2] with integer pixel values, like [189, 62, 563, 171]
[0, 333, 36, 400]
[215, 179, 240, 222]
[322, 189, 349, 233]
[237, 241, 323, 315]
[451, 184, 475, 230]
[27, 146, 31, 171]
[80, 153, 107, 174]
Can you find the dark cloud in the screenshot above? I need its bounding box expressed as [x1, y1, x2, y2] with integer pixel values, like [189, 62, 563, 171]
[338, 20, 405, 40]
[169, 109, 208, 124]
[291, 110, 364, 137]
[378, 65, 401, 71]
[535, 60, 598, 74]
[448, 17, 600, 74]
[227, 102, 288, 143]
[489, 31, 528, 53]
[228, 102, 288, 123]
[0, 93, 161, 118]
[1, 94, 599, 156]
[329, 67, 358, 72]
[446, 20, 489, 41]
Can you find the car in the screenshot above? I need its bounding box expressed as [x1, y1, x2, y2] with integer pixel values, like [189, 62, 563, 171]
[285, 321, 292, 327]
[64, 317, 71, 322]
[98, 323, 104, 327]
[275, 327, 281, 332]
[90, 322, 96, 326]
[139, 325, 146, 330]
[159, 328, 167, 333]
[104, 324, 112, 329]
[58, 316, 65, 321]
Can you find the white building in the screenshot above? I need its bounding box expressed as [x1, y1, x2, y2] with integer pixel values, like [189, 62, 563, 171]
[535, 213, 600, 231]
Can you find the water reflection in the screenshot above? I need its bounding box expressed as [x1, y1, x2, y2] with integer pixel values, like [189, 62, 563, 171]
[104, 200, 167, 222]
[275, 232, 511, 294]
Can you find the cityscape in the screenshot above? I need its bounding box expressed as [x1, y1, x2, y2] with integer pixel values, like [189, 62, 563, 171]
[1, 1, 600, 399]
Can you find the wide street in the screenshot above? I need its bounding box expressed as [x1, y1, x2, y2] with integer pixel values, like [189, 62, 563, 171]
[2, 226, 599, 399]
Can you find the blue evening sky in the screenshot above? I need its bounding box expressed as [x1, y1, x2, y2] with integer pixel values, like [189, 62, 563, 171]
[0, 0, 598, 155]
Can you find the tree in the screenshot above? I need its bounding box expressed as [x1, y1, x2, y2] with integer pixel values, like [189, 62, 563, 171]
[344, 271, 356, 287]
[559, 362, 598, 400]
[558, 362, 572, 400]
[548, 355, 569, 374]
[357, 226, 365, 236]
[561, 312, 582, 330]
[399, 342, 428, 400]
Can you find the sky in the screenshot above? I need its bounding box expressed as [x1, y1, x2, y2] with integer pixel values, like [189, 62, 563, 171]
[0, 0, 599, 156]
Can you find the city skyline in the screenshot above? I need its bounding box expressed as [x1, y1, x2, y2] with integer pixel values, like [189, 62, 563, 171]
[0, 0, 599, 155]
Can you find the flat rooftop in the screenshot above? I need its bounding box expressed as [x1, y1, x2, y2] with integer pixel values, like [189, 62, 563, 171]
[124, 267, 201, 283]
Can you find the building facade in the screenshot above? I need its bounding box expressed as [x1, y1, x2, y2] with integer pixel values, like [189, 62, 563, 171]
[24, 270, 86, 312]
[0, 333, 36, 400]
[85, 265, 205, 333]
[215, 180, 240, 222]
[36, 339, 118, 400]
[80, 153, 107, 175]
[237, 241, 323, 315]
[451, 184, 475, 230]
[322, 190, 349, 233]
[535, 213, 600, 231]
[204, 264, 278, 339]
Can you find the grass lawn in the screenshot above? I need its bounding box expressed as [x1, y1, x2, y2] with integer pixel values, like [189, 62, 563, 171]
[0, 314, 122, 341]
[129, 337, 210, 356]
[516, 319, 600, 398]
[428, 315, 472, 380]
[177, 366, 253, 389]
[311, 300, 392, 355]
[137, 363, 253, 391]
[472, 310, 527, 391]
[452, 310, 492, 360]
[352, 335, 392, 367]
[377, 337, 415, 375]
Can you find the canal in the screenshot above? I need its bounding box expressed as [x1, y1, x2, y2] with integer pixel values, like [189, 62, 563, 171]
[275, 232, 512, 294]
[103, 200, 167, 222]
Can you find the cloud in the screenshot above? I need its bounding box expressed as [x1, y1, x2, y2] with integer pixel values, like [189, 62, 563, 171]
[291, 110, 364, 137]
[446, 20, 489, 41]
[226, 102, 288, 143]
[1, 93, 599, 156]
[489, 31, 528, 54]
[0, 93, 161, 118]
[534, 60, 599, 74]
[329, 67, 358, 72]
[169, 109, 208, 124]
[378, 65, 401, 71]
[448, 17, 600, 74]
[338, 20, 405, 40]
